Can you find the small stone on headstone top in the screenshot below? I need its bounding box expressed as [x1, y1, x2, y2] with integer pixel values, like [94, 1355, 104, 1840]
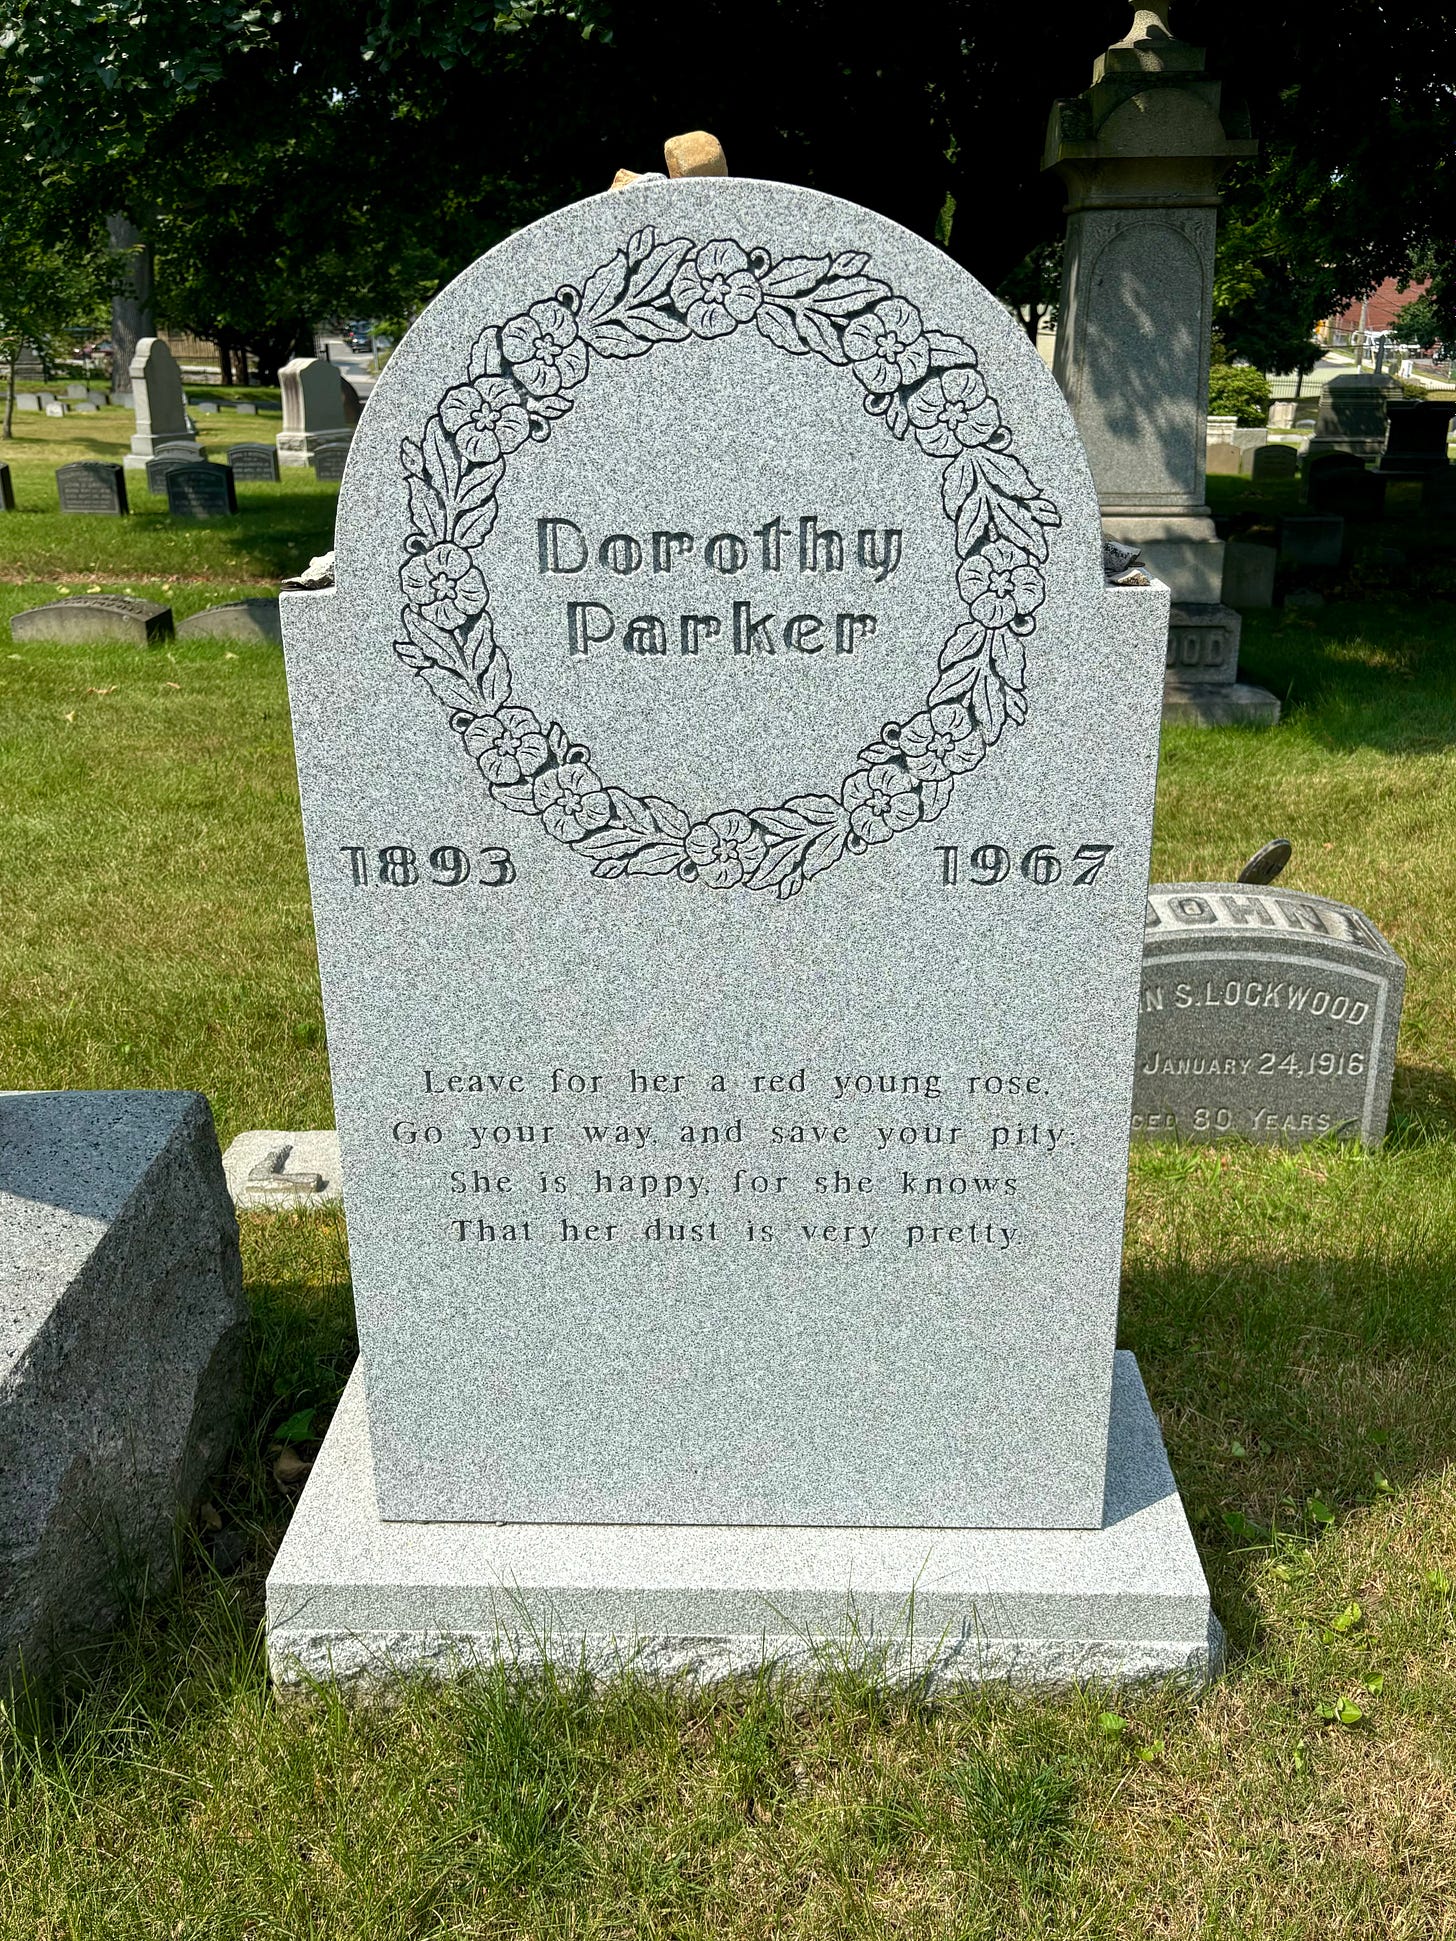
[165, 463, 238, 519]
[610, 168, 644, 190]
[279, 549, 334, 592]
[1133, 885, 1404, 1145]
[55, 461, 129, 516]
[663, 129, 728, 177]
[10, 593, 172, 646]
[176, 598, 282, 645]
[221, 1129, 342, 1209]
[1237, 838, 1292, 885]
[228, 441, 281, 483]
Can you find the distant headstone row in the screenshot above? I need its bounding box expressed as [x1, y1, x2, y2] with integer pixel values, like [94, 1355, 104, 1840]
[9, 594, 280, 647]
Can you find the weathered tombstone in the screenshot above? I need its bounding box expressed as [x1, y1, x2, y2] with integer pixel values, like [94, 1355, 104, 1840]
[70, 398, 100, 414]
[0, 1090, 246, 1679]
[1305, 372, 1397, 465]
[145, 445, 207, 494]
[165, 463, 238, 519]
[1249, 443, 1298, 481]
[10, 594, 172, 646]
[34, 391, 55, 406]
[191, 398, 220, 415]
[233, 399, 259, 415]
[44, 401, 66, 417]
[176, 598, 281, 644]
[64, 382, 87, 398]
[1132, 885, 1404, 1145]
[1308, 461, 1387, 522]
[276, 355, 358, 467]
[1378, 399, 1456, 477]
[267, 175, 1217, 1690]
[125, 336, 193, 471]
[310, 443, 348, 482]
[227, 441, 281, 483]
[55, 461, 129, 517]
[1205, 441, 1241, 476]
[15, 392, 40, 411]
[1221, 540, 1276, 608]
[0, 464, 13, 512]
[1280, 513, 1344, 568]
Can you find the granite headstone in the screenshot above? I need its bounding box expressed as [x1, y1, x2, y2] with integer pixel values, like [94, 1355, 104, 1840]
[276, 356, 358, 468]
[125, 337, 192, 470]
[268, 178, 1215, 1687]
[227, 442, 281, 483]
[15, 393, 40, 412]
[176, 598, 281, 644]
[45, 402, 66, 417]
[233, 400, 259, 415]
[1249, 443, 1298, 482]
[165, 464, 237, 519]
[145, 445, 207, 493]
[10, 595, 173, 646]
[55, 461, 128, 516]
[311, 443, 348, 482]
[1306, 372, 1396, 465]
[1133, 884, 1404, 1145]
[1378, 400, 1455, 477]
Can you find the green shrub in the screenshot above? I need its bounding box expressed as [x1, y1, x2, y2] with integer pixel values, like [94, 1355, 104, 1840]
[1208, 363, 1271, 426]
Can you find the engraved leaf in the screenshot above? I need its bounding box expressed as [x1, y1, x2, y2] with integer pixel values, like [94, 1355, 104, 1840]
[403, 605, 465, 660]
[759, 255, 829, 298]
[752, 794, 846, 840]
[456, 458, 505, 507]
[918, 778, 953, 824]
[579, 250, 631, 325]
[791, 306, 847, 363]
[754, 302, 809, 355]
[926, 622, 989, 707]
[976, 447, 1036, 504]
[747, 795, 850, 891]
[990, 630, 1027, 693]
[453, 498, 499, 548]
[418, 663, 488, 715]
[628, 235, 693, 306]
[807, 274, 893, 317]
[956, 488, 993, 557]
[468, 326, 501, 380]
[924, 329, 977, 368]
[575, 827, 684, 866]
[407, 475, 447, 543]
[491, 781, 540, 814]
[463, 608, 495, 667]
[529, 393, 574, 420]
[942, 451, 978, 517]
[619, 307, 692, 347]
[989, 491, 1050, 562]
[400, 437, 424, 479]
[582, 315, 668, 357]
[829, 251, 871, 277]
[478, 645, 511, 712]
[857, 739, 899, 766]
[1029, 495, 1062, 530]
[423, 418, 461, 499]
[885, 394, 910, 440]
[626, 225, 655, 267]
[625, 842, 687, 875]
[642, 795, 690, 839]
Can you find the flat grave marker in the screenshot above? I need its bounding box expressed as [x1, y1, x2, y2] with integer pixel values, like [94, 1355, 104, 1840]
[10, 594, 172, 646]
[228, 442, 281, 483]
[165, 463, 237, 519]
[55, 461, 128, 517]
[1133, 884, 1404, 1145]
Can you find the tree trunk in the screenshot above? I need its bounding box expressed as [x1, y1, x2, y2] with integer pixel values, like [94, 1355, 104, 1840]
[106, 213, 155, 390]
[218, 339, 234, 387]
[3, 349, 16, 441]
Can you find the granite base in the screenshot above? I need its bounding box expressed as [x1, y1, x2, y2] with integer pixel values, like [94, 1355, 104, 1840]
[1162, 679, 1281, 727]
[266, 1352, 1221, 1695]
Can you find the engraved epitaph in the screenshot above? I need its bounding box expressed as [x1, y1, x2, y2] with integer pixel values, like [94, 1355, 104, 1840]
[271, 180, 1212, 1684]
[227, 442, 281, 483]
[165, 464, 237, 519]
[55, 462, 128, 517]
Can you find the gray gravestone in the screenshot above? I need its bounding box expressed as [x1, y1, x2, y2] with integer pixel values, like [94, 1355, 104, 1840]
[176, 598, 281, 644]
[276, 356, 357, 467]
[1379, 399, 1456, 476]
[165, 463, 237, 519]
[267, 177, 1215, 1689]
[64, 382, 86, 398]
[233, 399, 258, 415]
[70, 398, 100, 414]
[125, 337, 192, 470]
[311, 443, 348, 482]
[44, 402, 66, 417]
[1205, 442, 1241, 477]
[228, 442, 281, 483]
[145, 445, 207, 493]
[55, 461, 128, 516]
[1, 1090, 245, 1679]
[10, 594, 173, 646]
[34, 391, 55, 405]
[15, 393, 40, 411]
[191, 398, 220, 415]
[1280, 513, 1344, 567]
[1221, 541, 1276, 608]
[1132, 885, 1404, 1145]
[1249, 444, 1298, 481]
[1306, 373, 1396, 465]
[0, 464, 13, 512]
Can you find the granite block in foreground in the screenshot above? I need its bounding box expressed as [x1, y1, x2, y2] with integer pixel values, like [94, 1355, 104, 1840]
[267, 1352, 1220, 1692]
[1, 1091, 246, 1678]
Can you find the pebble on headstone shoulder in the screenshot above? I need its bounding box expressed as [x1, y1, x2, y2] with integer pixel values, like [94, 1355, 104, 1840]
[663, 130, 728, 177]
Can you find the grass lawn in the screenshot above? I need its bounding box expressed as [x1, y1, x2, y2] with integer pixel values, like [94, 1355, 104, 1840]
[3, 421, 1456, 1937]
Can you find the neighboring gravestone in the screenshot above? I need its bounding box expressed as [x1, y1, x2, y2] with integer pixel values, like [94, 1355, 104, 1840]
[311, 443, 348, 482]
[1378, 399, 1456, 477]
[233, 399, 259, 415]
[125, 336, 193, 471]
[44, 402, 66, 417]
[1132, 885, 1404, 1145]
[1308, 461, 1387, 522]
[1306, 372, 1396, 465]
[1280, 513, 1344, 567]
[71, 399, 100, 414]
[55, 461, 129, 516]
[0, 464, 13, 512]
[191, 399, 220, 415]
[34, 391, 55, 406]
[276, 355, 358, 467]
[64, 382, 87, 398]
[11, 594, 173, 646]
[165, 463, 237, 518]
[15, 392, 40, 411]
[267, 175, 1215, 1690]
[228, 442, 281, 483]
[1205, 440, 1241, 476]
[1221, 540, 1276, 608]
[0, 1090, 246, 1679]
[1249, 443, 1298, 482]
[145, 445, 207, 493]
[176, 598, 281, 644]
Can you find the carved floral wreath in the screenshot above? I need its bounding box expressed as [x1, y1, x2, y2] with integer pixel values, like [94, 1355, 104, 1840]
[395, 227, 1060, 897]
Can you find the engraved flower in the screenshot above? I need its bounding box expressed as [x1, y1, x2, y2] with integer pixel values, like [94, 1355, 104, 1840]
[907, 365, 1000, 455]
[671, 241, 763, 338]
[464, 705, 550, 786]
[439, 377, 530, 465]
[958, 541, 1044, 630]
[532, 759, 610, 841]
[684, 810, 767, 889]
[841, 762, 922, 845]
[501, 299, 589, 397]
[400, 542, 489, 629]
[898, 702, 982, 780]
[842, 298, 929, 395]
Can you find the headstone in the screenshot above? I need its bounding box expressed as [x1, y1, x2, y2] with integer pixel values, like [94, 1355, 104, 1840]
[1166, 602, 1240, 683]
[1205, 441, 1241, 476]
[70, 398, 100, 414]
[267, 175, 1216, 1690]
[310, 443, 348, 482]
[1267, 400, 1297, 430]
[221, 1129, 342, 1208]
[34, 391, 55, 405]
[124, 336, 193, 470]
[1249, 443, 1298, 481]
[55, 461, 129, 517]
[165, 463, 238, 519]
[1280, 513, 1344, 568]
[0, 464, 13, 512]
[1308, 463, 1387, 522]
[10, 594, 172, 646]
[1378, 400, 1456, 476]
[276, 355, 358, 467]
[145, 445, 207, 494]
[1132, 885, 1405, 1145]
[64, 382, 86, 398]
[1221, 541, 1276, 608]
[233, 399, 259, 415]
[227, 441, 281, 483]
[15, 392, 40, 411]
[44, 401, 66, 417]
[1305, 372, 1396, 465]
[191, 398, 221, 415]
[108, 390, 133, 408]
[0, 1090, 245, 1679]
[176, 598, 281, 644]
[1205, 414, 1238, 442]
